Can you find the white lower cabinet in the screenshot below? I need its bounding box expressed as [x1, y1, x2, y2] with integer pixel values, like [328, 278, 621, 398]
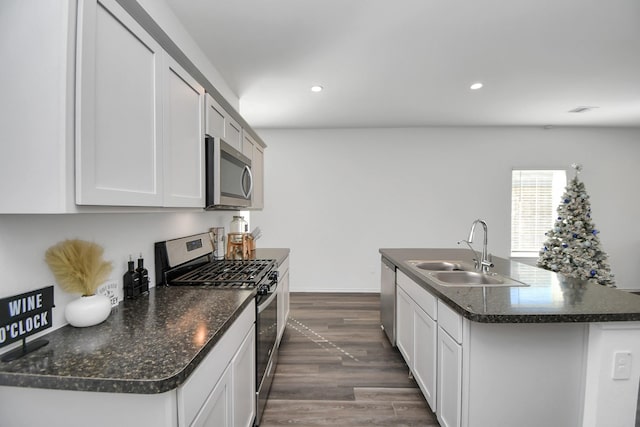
[179, 302, 256, 427]
[232, 325, 256, 427]
[277, 255, 290, 345]
[192, 364, 232, 427]
[396, 271, 437, 412]
[436, 300, 463, 427]
[192, 322, 255, 427]
[437, 326, 462, 427]
[397, 270, 463, 426]
[413, 304, 437, 410]
[395, 269, 589, 427]
[396, 285, 413, 366]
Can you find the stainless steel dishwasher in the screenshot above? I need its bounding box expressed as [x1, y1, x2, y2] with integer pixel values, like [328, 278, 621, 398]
[380, 256, 396, 345]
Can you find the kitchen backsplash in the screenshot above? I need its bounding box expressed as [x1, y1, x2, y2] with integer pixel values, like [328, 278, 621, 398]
[0, 211, 241, 336]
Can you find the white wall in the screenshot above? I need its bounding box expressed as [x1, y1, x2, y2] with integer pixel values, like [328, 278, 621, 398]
[0, 211, 236, 333]
[252, 126, 640, 292]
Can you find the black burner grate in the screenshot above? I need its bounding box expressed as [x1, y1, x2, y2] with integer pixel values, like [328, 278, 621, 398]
[172, 259, 276, 286]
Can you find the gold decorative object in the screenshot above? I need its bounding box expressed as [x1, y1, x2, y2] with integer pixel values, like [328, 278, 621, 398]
[45, 239, 113, 296]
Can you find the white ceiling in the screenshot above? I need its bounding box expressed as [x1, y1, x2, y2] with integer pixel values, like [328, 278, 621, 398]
[164, 0, 640, 129]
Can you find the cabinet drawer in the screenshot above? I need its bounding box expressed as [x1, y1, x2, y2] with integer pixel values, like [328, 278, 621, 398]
[437, 300, 462, 344]
[397, 270, 437, 319]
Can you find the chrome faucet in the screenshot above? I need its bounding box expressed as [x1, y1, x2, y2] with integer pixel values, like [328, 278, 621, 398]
[458, 219, 494, 273]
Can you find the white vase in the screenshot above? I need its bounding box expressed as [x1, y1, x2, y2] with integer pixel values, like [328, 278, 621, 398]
[65, 294, 111, 327]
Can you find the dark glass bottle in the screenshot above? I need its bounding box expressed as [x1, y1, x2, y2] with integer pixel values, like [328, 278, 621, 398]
[123, 256, 140, 298]
[137, 254, 149, 295]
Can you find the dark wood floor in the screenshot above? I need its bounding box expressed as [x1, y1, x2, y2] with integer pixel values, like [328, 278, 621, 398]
[261, 292, 439, 426]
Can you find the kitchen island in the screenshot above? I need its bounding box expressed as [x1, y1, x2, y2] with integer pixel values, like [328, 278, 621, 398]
[381, 248, 640, 427]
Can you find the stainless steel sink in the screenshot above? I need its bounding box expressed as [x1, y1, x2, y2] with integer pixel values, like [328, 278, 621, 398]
[405, 260, 470, 271]
[434, 271, 502, 285]
[431, 271, 528, 287]
[405, 260, 528, 287]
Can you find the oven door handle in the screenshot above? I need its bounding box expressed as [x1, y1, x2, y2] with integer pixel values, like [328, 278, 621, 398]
[257, 288, 277, 314]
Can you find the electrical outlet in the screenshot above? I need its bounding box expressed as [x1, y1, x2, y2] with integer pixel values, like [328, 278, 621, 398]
[612, 351, 632, 380]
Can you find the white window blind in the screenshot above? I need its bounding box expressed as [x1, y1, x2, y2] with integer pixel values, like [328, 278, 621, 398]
[511, 170, 566, 257]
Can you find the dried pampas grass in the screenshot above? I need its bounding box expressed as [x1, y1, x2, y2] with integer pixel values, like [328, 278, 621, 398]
[45, 239, 113, 296]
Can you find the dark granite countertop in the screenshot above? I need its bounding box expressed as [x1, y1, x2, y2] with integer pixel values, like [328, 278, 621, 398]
[380, 248, 640, 324]
[0, 250, 291, 394]
[0, 286, 256, 394]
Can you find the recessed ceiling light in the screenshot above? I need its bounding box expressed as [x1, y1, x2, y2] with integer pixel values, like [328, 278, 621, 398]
[311, 85, 323, 93]
[470, 82, 483, 90]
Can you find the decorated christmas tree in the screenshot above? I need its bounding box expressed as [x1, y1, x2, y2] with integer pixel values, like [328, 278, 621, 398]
[537, 164, 615, 287]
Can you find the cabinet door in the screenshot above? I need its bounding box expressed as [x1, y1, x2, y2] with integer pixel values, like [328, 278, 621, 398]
[204, 94, 226, 139]
[203, 93, 242, 151]
[76, 0, 163, 206]
[277, 260, 290, 344]
[242, 132, 254, 158]
[283, 265, 290, 329]
[277, 280, 285, 345]
[163, 54, 205, 207]
[0, 1, 75, 213]
[192, 364, 232, 427]
[437, 326, 462, 427]
[414, 306, 437, 412]
[225, 117, 242, 151]
[396, 285, 413, 367]
[251, 143, 264, 209]
[233, 325, 256, 427]
[242, 132, 264, 210]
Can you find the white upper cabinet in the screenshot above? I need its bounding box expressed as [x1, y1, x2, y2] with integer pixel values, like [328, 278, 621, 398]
[242, 132, 264, 210]
[76, 0, 164, 206]
[77, 0, 205, 208]
[204, 94, 226, 140]
[225, 117, 243, 152]
[0, 0, 75, 213]
[204, 94, 243, 152]
[163, 55, 205, 207]
[1, 0, 263, 212]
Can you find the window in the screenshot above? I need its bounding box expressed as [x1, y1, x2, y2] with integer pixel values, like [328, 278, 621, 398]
[510, 170, 567, 257]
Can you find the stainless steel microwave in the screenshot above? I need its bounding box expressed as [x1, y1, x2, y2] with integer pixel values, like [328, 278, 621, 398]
[205, 138, 253, 209]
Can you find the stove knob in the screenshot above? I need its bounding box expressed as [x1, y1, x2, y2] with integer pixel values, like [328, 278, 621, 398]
[268, 270, 279, 281]
[257, 285, 269, 295]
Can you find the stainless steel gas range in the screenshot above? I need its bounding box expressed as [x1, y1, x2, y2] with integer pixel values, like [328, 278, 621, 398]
[155, 232, 278, 426]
